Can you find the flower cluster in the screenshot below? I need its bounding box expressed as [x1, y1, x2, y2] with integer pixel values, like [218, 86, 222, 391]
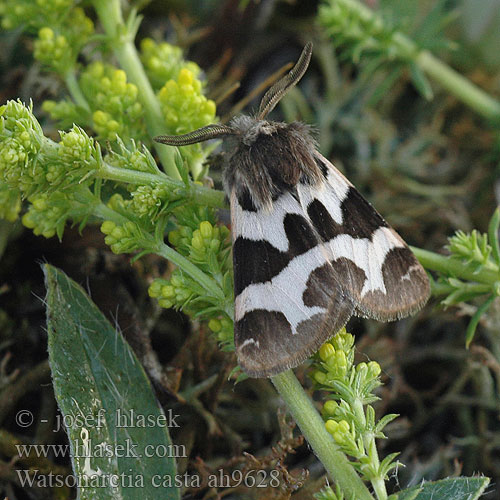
[208, 317, 234, 351]
[33, 8, 94, 74]
[140, 38, 201, 91]
[0, 101, 43, 195]
[0, 101, 111, 237]
[448, 229, 498, 272]
[0, 0, 73, 31]
[0, 183, 21, 222]
[312, 329, 399, 491]
[45, 62, 146, 143]
[318, 0, 447, 99]
[427, 209, 500, 346]
[0, 102, 95, 199]
[148, 215, 233, 347]
[318, 0, 410, 63]
[159, 69, 216, 135]
[104, 138, 161, 174]
[101, 220, 148, 254]
[157, 68, 217, 178]
[22, 192, 72, 239]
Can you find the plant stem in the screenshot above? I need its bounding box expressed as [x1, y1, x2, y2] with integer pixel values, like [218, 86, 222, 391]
[64, 70, 90, 112]
[351, 399, 387, 500]
[98, 161, 226, 208]
[411, 246, 499, 286]
[91, 0, 179, 178]
[416, 51, 500, 122]
[271, 370, 373, 500]
[92, 202, 129, 225]
[156, 242, 225, 302]
[323, 0, 500, 122]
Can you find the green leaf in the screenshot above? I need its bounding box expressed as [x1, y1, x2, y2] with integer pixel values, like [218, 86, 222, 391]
[398, 476, 490, 500]
[396, 486, 421, 500]
[409, 62, 434, 100]
[487, 207, 500, 266]
[43, 264, 180, 500]
[465, 294, 495, 348]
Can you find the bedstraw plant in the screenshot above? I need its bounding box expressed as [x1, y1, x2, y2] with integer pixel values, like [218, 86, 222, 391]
[0, 0, 498, 499]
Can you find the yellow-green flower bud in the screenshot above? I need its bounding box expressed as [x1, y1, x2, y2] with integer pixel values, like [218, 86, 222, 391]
[314, 371, 327, 384]
[332, 432, 345, 444]
[325, 419, 339, 435]
[148, 281, 163, 298]
[367, 361, 381, 378]
[100, 221, 116, 235]
[208, 319, 222, 332]
[209, 240, 221, 252]
[158, 298, 174, 309]
[338, 420, 350, 433]
[168, 230, 181, 246]
[161, 285, 175, 298]
[323, 400, 338, 416]
[200, 220, 213, 239]
[326, 350, 347, 370]
[170, 275, 183, 287]
[191, 232, 204, 250]
[319, 342, 335, 361]
[357, 362, 368, 373]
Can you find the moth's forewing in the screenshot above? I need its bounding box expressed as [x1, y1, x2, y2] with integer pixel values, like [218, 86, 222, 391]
[308, 154, 430, 321]
[230, 153, 429, 377]
[231, 189, 355, 377]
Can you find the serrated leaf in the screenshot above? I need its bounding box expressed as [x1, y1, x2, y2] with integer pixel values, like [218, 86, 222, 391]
[398, 476, 490, 500]
[396, 486, 421, 500]
[44, 264, 180, 500]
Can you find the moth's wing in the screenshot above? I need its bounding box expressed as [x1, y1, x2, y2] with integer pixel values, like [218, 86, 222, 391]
[296, 153, 430, 321]
[231, 187, 355, 378]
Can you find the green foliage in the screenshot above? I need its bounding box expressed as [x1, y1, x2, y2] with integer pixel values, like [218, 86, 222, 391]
[0, 0, 77, 32]
[140, 38, 202, 91]
[33, 8, 94, 74]
[319, 0, 432, 97]
[415, 209, 500, 346]
[399, 477, 490, 500]
[1, 0, 499, 499]
[312, 329, 399, 497]
[314, 483, 346, 500]
[44, 264, 180, 500]
[148, 215, 234, 349]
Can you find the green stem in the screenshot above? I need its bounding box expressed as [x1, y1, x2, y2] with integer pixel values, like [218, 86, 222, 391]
[0, 219, 13, 261]
[416, 51, 500, 122]
[431, 280, 492, 297]
[64, 70, 90, 113]
[91, 0, 179, 178]
[324, 0, 500, 122]
[392, 14, 500, 121]
[411, 246, 499, 286]
[352, 399, 387, 500]
[156, 242, 225, 303]
[98, 161, 226, 208]
[92, 202, 129, 225]
[271, 370, 373, 500]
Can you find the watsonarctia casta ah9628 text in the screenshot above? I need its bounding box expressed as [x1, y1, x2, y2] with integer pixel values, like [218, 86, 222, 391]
[155, 43, 430, 378]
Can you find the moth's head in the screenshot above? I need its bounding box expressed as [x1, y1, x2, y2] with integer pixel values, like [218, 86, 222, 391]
[154, 42, 313, 148]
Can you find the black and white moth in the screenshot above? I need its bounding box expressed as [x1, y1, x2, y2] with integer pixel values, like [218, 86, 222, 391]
[155, 43, 430, 378]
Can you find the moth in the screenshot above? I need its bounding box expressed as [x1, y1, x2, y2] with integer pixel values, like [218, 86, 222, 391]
[155, 43, 430, 378]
